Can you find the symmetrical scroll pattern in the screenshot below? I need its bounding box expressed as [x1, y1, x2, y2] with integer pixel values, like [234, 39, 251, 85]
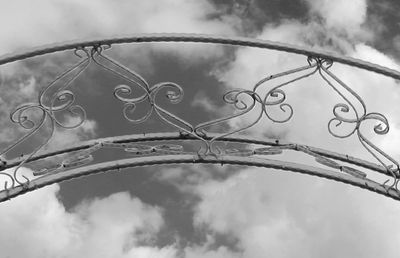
[315, 58, 400, 188]
[0, 41, 399, 201]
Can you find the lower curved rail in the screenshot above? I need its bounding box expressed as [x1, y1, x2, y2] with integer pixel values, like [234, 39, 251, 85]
[1, 154, 399, 203]
[0, 132, 391, 177]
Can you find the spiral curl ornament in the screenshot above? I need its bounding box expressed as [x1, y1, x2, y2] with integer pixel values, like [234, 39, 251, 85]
[327, 103, 359, 138]
[194, 89, 262, 155]
[150, 82, 184, 105]
[114, 84, 153, 124]
[222, 89, 260, 110]
[0, 48, 90, 188]
[113, 81, 190, 131]
[50, 90, 86, 128]
[263, 89, 293, 123]
[361, 113, 390, 135]
[253, 61, 319, 124]
[357, 113, 400, 182]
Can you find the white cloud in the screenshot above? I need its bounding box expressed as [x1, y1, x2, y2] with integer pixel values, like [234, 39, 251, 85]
[190, 168, 400, 258]
[185, 245, 240, 258]
[0, 0, 238, 62]
[192, 91, 220, 113]
[68, 192, 174, 258]
[305, 0, 370, 40]
[46, 117, 98, 151]
[352, 44, 400, 70]
[0, 177, 177, 258]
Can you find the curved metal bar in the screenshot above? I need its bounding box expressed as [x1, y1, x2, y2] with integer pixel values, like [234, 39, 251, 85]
[1, 154, 398, 203]
[0, 33, 399, 80]
[0, 132, 392, 177]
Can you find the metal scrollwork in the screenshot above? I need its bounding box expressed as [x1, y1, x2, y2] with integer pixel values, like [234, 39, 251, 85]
[90, 46, 203, 146]
[91, 46, 400, 189]
[315, 57, 400, 188]
[124, 144, 184, 155]
[0, 48, 91, 188]
[194, 89, 262, 155]
[256, 61, 318, 123]
[33, 143, 102, 176]
[295, 144, 368, 179]
[0, 34, 399, 201]
[225, 146, 285, 157]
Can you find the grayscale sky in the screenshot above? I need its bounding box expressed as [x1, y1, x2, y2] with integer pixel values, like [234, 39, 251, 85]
[1, 0, 400, 257]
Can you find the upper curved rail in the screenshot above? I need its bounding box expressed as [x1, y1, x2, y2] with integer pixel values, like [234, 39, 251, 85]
[1, 33, 400, 80]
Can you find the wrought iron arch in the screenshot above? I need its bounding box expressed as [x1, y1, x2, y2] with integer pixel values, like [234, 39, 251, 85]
[0, 33, 399, 203]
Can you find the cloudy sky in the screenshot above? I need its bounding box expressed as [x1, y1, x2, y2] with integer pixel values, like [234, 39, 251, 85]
[1, 0, 400, 257]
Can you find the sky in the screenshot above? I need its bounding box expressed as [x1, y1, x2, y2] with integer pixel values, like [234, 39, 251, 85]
[1, 0, 400, 257]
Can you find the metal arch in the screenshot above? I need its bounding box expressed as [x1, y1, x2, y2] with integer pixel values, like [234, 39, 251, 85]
[1, 154, 399, 203]
[0, 33, 400, 80]
[0, 33, 400, 202]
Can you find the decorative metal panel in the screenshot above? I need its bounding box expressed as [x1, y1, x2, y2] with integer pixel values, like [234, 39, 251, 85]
[0, 34, 399, 202]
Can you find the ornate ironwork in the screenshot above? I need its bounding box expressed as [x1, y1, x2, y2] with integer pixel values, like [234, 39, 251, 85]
[0, 34, 399, 202]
